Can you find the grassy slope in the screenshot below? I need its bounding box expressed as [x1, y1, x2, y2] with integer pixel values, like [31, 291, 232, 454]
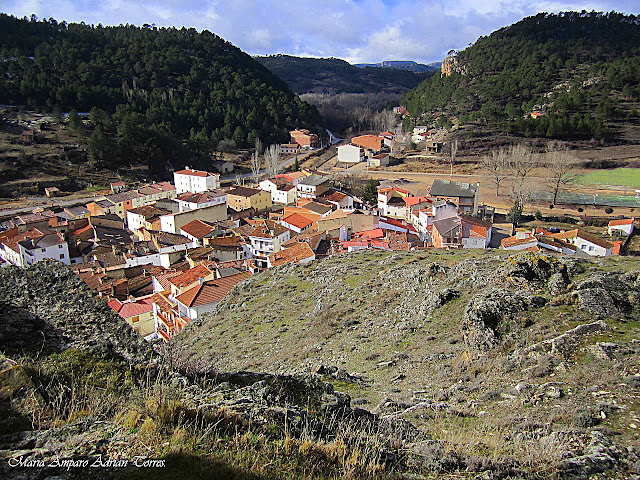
[173, 250, 640, 475]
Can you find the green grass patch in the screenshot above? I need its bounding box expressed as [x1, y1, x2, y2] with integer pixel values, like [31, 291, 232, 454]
[576, 168, 640, 188]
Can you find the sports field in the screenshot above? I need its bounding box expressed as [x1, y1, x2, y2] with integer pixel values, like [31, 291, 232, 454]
[576, 168, 640, 187]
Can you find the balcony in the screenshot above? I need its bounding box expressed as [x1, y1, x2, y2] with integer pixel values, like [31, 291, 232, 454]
[157, 328, 171, 342]
[156, 310, 175, 331]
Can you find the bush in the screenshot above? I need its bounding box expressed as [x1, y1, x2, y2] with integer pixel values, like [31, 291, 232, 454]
[534, 210, 543, 220]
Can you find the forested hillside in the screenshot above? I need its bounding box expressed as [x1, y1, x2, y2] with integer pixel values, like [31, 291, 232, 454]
[402, 11, 640, 141]
[0, 15, 322, 171]
[256, 54, 431, 95]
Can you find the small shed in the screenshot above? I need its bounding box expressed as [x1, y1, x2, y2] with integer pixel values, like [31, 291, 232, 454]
[45, 187, 60, 198]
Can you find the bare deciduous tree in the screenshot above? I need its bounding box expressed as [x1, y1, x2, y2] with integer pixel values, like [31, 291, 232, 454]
[450, 139, 458, 176]
[264, 144, 281, 178]
[505, 144, 538, 233]
[545, 142, 577, 206]
[483, 148, 509, 196]
[251, 138, 262, 183]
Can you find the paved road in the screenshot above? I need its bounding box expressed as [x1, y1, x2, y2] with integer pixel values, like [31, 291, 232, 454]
[0, 193, 105, 218]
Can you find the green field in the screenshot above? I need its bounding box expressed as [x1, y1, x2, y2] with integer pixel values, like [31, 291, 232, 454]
[577, 168, 640, 187]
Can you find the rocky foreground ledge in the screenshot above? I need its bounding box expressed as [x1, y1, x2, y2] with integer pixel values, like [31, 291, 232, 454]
[0, 254, 639, 479]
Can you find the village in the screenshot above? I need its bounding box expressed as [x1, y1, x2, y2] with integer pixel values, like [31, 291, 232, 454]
[0, 126, 636, 344]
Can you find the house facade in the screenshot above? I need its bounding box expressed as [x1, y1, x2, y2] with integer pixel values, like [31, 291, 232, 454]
[173, 168, 220, 194]
[337, 144, 365, 163]
[227, 187, 272, 212]
[297, 175, 330, 199]
[429, 179, 480, 215]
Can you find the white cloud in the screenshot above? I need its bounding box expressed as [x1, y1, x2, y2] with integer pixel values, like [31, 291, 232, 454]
[1, 0, 638, 63]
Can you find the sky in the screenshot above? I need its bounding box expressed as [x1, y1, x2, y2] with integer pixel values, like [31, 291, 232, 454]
[1, 0, 638, 64]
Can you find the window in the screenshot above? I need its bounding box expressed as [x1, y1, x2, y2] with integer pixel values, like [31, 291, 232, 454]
[59, 254, 65, 259]
[58, 244, 63, 249]
[589, 246, 594, 252]
[131, 316, 139, 323]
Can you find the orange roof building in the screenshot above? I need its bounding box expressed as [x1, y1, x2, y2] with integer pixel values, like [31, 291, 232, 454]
[351, 134, 385, 153]
[267, 242, 315, 268]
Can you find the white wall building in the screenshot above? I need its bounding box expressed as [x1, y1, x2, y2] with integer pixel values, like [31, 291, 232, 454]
[337, 144, 365, 163]
[176, 190, 227, 212]
[173, 167, 220, 194]
[19, 233, 70, 266]
[258, 179, 297, 205]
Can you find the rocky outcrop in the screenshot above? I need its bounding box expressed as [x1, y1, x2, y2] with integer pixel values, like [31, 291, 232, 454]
[515, 320, 610, 361]
[573, 272, 637, 318]
[462, 289, 529, 352]
[0, 261, 153, 363]
[559, 431, 621, 476]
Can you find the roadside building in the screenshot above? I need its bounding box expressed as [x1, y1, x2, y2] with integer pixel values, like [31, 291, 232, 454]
[429, 179, 480, 215]
[337, 144, 365, 163]
[280, 143, 300, 154]
[351, 135, 385, 155]
[297, 175, 330, 199]
[173, 167, 220, 194]
[290, 129, 319, 149]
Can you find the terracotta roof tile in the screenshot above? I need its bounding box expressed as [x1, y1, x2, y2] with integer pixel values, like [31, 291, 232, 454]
[169, 265, 213, 289]
[175, 272, 250, 307]
[268, 242, 315, 267]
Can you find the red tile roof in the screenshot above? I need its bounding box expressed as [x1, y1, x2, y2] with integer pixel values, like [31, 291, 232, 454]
[117, 297, 154, 318]
[178, 191, 226, 203]
[175, 169, 218, 177]
[500, 235, 536, 248]
[180, 219, 216, 239]
[169, 265, 213, 289]
[352, 228, 384, 239]
[175, 272, 250, 307]
[268, 242, 315, 267]
[282, 213, 314, 230]
[609, 218, 634, 226]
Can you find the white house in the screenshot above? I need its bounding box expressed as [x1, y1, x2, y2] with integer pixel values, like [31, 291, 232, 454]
[460, 215, 492, 249]
[247, 220, 291, 269]
[173, 272, 250, 321]
[126, 204, 171, 232]
[321, 190, 354, 210]
[173, 167, 220, 194]
[258, 179, 297, 205]
[574, 231, 613, 257]
[297, 175, 330, 199]
[337, 144, 365, 163]
[175, 190, 227, 212]
[377, 187, 411, 219]
[608, 218, 635, 236]
[19, 232, 70, 266]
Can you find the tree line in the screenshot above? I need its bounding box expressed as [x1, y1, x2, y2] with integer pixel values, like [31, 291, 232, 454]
[401, 11, 640, 141]
[0, 14, 323, 172]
